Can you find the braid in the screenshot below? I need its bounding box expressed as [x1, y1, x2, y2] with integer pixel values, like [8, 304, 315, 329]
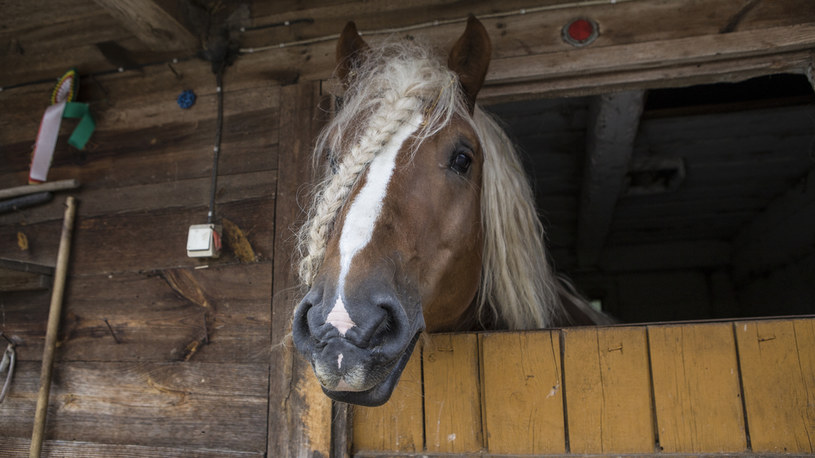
[298, 94, 422, 285]
[296, 38, 468, 287]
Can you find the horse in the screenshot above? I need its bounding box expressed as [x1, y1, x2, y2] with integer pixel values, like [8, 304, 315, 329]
[291, 16, 611, 407]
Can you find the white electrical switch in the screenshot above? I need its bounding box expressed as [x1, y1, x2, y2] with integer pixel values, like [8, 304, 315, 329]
[187, 224, 222, 258]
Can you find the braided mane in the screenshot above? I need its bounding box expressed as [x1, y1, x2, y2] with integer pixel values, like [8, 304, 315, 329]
[296, 38, 567, 330]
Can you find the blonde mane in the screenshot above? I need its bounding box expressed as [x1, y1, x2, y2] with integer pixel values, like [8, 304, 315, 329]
[297, 38, 568, 330]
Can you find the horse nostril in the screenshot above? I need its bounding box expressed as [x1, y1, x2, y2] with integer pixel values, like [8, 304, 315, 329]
[367, 296, 411, 354]
[292, 294, 319, 355]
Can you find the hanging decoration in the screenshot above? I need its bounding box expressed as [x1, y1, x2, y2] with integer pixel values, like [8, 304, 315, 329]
[29, 69, 96, 183]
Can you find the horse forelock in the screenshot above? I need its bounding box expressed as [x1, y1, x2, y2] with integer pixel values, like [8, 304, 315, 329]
[297, 38, 470, 287]
[297, 38, 565, 331]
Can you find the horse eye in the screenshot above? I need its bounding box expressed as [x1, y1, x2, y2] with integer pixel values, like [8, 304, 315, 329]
[450, 151, 472, 174]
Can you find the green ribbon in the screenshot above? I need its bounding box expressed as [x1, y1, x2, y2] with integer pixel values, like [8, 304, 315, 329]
[62, 102, 95, 150]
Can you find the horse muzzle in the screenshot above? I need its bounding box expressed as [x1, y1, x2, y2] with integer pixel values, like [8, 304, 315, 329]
[292, 286, 424, 406]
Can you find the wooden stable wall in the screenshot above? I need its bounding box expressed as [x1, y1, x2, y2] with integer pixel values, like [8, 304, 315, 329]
[354, 318, 815, 456]
[1, 0, 815, 457]
[0, 53, 284, 455]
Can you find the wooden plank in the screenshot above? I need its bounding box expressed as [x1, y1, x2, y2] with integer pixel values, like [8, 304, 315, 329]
[236, 1, 815, 101]
[481, 50, 814, 102]
[481, 331, 565, 454]
[0, 361, 268, 452]
[0, 12, 140, 88]
[736, 319, 815, 453]
[488, 23, 815, 87]
[0, 197, 276, 274]
[248, 0, 814, 62]
[91, 0, 198, 51]
[0, 267, 51, 291]
[577, 90, 645, 267]
[1, 61, 280, 148]
[0, 0, 100, 33]
[268, 82, 333, 458]
[0, 437, 263, 457]
[423, 333, 482, 453]
[649, 323, 747, 453]
[352, 343, 424, 453]
[563, 327, 654, 454]
[3, 0, 813, 93]
[1, 171, 277, 227]
[1, 265, 271, 363]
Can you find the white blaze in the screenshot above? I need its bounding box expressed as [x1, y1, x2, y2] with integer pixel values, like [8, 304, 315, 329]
[326, 297, 355, 337]
[338, 111, 423, 284]
[325, 109, 423, 336]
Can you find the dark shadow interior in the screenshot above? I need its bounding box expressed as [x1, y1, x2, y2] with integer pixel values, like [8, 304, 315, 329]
[487, 74, 815, 323]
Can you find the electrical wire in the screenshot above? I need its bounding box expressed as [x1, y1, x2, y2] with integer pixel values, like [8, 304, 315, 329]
[2, 0, 642, 92]
[207, 68, 224, 224]
[239, 0, 640, 54]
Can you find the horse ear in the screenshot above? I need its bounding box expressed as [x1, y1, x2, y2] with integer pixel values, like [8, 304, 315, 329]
[336, 21, 370, 88]
[448, 15, 492, 113]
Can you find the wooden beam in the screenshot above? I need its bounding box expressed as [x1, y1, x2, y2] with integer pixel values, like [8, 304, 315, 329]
[731, 166, 815, 281]
[268, 82, 333, 458]
[577, 90, 645, 267]
[92, 0, 198, 52]
[0, 259, 53, 291]
[487, 23, 815, 89]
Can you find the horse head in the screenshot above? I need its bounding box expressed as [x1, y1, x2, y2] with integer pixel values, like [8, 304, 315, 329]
[292, 17, 492, 406]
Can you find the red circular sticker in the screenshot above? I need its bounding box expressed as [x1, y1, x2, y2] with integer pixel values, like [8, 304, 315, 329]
[562, 18, 599, 47]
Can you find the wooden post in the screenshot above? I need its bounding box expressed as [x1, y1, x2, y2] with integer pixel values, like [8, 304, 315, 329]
[92, 0, 198, 52]
[29, 196, 77, 458]
[268, 83, 333, 457]
[577, 90, 645, 267]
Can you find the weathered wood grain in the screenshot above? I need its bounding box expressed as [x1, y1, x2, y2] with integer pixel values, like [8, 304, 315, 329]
[1, 171, 277, 226]
[352, 343, 424, 453]
[563, 327, 654, 454]
[0, 59, 281, 151]
[7, 0, 811, 96]
[1, 196, 276, 274]
[0, 9, 139, 87]
[480, 331, 565, 455]
[1, 265, 271, 363]
[247, 0, 813, 62]
[1, 92, 280, 182]
[649, 323, 747, 453]
[268, 82, 333, 458]
[423, 333, 482, 453]
[240, 0, 815, 102]
[0, 0, 100, 33]
[0, 361, 268, 452]
[481, 50, 814, 102]
[92, 0, 198, 52]
[736, 319, 815, 453]
[0, 437, 263, 458]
